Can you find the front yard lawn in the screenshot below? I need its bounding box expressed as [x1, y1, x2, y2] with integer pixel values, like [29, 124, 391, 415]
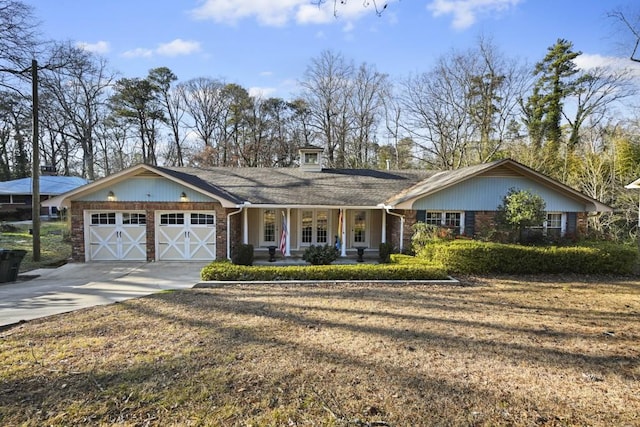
[0, 221, 71, 272]
[1, 276, 638, 426]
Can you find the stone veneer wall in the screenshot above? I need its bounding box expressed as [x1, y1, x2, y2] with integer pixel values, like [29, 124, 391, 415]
[70, 201, 227, 262]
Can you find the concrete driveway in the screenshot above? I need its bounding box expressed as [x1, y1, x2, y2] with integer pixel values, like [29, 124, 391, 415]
[0, 261, 208, 328]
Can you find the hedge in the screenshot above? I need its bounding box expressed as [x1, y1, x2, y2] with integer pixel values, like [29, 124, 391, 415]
[417, 240, 638, 275]
[200, 260, 449, 281]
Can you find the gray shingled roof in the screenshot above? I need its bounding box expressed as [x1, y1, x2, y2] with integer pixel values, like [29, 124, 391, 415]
[161, 166, 432, 206]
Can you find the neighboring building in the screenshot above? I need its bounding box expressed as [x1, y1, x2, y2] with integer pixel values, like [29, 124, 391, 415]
[44, 146, 611, 262]
[0, 174, 89, 220]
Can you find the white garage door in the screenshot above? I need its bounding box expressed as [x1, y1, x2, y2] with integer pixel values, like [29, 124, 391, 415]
[156, 212, 216, 260]
[87, 212, 147, 261]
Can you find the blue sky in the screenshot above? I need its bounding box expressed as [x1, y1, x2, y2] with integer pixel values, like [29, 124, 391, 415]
[28, 0, 640, 99]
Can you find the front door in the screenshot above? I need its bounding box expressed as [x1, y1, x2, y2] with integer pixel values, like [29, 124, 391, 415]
[350, 210, 369, 247]
[300, 209, 329, 247]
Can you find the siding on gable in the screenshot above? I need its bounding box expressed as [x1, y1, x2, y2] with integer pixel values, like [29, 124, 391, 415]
[411, 176, 586, 212]
[78, 177, 216, 203]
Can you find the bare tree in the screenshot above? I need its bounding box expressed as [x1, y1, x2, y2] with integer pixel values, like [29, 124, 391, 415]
[348, 62, 389, 168]
[608, 9, 640, 62]
[398, 54, 476, 170]
[0, 0, 41, 91]
[40, 44, 115, 179]
[300, 50, 354, 167]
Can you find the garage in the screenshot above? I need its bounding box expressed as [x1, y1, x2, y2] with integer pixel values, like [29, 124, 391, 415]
[86, 211, 147, 261]
[156, 212, 216, 261]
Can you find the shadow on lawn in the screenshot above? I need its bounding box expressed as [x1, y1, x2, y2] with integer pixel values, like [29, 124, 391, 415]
[2, 282, 638, 425]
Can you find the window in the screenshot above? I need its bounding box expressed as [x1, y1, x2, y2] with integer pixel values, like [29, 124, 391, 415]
[444, 212, 461, 228]
[302, 211, 313, 243]
[353, 210, 367, 244]
[191, 213, 214, 225]
[419, 211, 464, 234]
[263, 209, 276, 243]
[425, 212, 442, 226]
[301, 209, 329, 245]
[91, 212, 116, 225]
[160, 213, 184, 225]
[304, 152, 318, 164]
[122, 213, 146, 225]
[545, 213, 562, 238]
[316, 210, 328, 244]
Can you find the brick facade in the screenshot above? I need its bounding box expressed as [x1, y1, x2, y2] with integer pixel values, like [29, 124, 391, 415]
[70, 201, 227, 262]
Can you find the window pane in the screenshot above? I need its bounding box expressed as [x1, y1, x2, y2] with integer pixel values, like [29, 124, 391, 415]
[353, 211, 366, 243]
[317, 211, 328, 244]
[91, 212, 115, 225]
[123, 213, 146, 225]
[263, 209, 276, 242]
[445, 212, 461, 227]
[425, 212, 442, 225]
[547, 213, 562, 228]
[160, 213, 184, 225]
[191, 213, 214, 225]
[302, 211, 313, 243]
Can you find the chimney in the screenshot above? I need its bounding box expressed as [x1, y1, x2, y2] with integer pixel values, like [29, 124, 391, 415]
[40, 165, 56, 176]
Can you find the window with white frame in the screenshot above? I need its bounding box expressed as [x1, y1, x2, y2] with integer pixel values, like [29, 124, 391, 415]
[527, 213, 564, 238]
[545, 213, 563, 238]
[419, 211, 464, 234]
[263, 209, 276, 244]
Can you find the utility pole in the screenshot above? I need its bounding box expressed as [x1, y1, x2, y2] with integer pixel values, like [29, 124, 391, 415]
[31, 59, 40, 262]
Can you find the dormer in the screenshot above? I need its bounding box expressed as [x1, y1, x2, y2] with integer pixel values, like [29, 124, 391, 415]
[299, 144, 324, 172]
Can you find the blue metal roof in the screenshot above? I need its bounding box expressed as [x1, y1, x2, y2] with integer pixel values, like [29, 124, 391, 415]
[0, 176, 89, 195]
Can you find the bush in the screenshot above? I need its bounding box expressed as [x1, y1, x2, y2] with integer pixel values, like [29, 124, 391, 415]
[379, 242, 394, 263]
[200, 260, 449, 281]
[302, 244, 339, 265]
[417, 239, 638, 275]
[231, 243, 254, 266]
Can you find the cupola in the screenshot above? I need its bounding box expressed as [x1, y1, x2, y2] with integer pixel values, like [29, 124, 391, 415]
[298, 144, 324, 172]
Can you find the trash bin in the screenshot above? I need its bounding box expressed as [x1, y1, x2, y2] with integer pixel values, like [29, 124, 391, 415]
[0, 249, 27, 283]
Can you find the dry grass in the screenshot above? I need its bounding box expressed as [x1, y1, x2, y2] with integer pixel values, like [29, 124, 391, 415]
[1, 276, 639, 426]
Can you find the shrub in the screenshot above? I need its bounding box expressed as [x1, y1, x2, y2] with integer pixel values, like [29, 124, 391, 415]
[302, 244, 339, 265]
[417, 239, 638, 275]
[200, 260, 449, 281]
[231, 243, 254, 266]
[379, 242, 394, 263]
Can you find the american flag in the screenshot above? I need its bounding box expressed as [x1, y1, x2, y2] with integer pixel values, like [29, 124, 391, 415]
[279, 212, 287, 256]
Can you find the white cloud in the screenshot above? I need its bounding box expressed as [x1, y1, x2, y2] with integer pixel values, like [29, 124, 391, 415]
[156, 39, 201, 57]
[427, 0, 522, 30]
[575, 53, 640, 77]
[122, 39, 201, 59]
[190, 0, 390, 26]
[122, 47, 153, 58]
[77, 41, 110, 54]
[249, 86, 277, 98]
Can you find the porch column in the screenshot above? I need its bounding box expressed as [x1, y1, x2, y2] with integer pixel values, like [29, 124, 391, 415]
[381, 208, 387, 243]
[243, 208, 249, 244]
[340, 208, 346, 257]
[285, 208, 291, 256]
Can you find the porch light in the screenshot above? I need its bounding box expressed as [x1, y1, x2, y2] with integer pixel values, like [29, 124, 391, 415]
[180, 192, 188, 202]
[107, 191, 115, 202]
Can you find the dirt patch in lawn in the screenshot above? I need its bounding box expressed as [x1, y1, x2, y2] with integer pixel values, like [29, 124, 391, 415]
[1, 276, 639, 426]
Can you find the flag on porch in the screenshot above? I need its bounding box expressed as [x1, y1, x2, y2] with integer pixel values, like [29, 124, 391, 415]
[279, 212, 287, 256]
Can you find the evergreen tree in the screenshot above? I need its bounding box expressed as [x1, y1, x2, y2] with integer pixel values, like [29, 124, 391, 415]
[523, 39, 581, 175]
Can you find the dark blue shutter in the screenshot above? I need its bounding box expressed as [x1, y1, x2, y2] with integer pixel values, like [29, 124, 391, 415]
[416, 210, 426, 223]
[566, 212, 577, 236]
[464, 211, 475, 237]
